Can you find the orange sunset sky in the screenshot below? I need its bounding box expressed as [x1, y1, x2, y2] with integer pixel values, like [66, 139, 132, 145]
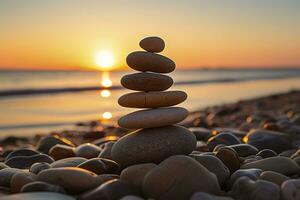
[0, 0, 299, 70]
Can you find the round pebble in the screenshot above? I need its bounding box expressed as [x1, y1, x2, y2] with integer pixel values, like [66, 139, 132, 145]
[126, 51, 175, 73]
[207, 132, 241, 151]
[229, 168, 262, 187]
[5, 153, 54, 169]
[231, 176, 280, 200]
[120, 163, 156, 187]
[191, 154, 230, 185]
[10, 171, 37, 193]
[118, 91, 187, 108]
[36, 135, 74, 154]
[29, 162, 52, 174]
[259, 171, 289, 186]
[111, 125, 196, 166]
[49, 144, 75, 160]
[139, 36, 165, 53]
[118, 107, 188, 129]
[228, 144, 258, 157]
[121, 72, 173, 91]
[143, 155, 221, 199]
[215, 147, 240, 174]
[37, 167, 104, 193]
[241, 156, 300, 175]
[75, 143, 101, 159]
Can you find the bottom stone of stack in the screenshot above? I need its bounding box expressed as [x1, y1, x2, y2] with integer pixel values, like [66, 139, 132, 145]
[111, 125, 197, 167]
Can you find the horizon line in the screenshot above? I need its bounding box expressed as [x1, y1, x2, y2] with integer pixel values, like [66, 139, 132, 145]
[0, 66, 300, 72]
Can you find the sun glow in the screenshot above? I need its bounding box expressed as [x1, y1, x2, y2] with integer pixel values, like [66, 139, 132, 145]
[95, 51, 114, 69]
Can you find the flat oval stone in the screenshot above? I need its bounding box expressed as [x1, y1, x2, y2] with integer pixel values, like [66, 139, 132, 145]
[118, 91, 187, 108]
[143, 155, 221, 199]
[121, 72, 173, 92]
[256, 149, 277, 158]
[77, 158, 120, 175]
[139, 36, 165, 53]
[126, 51, 175, 73]
[0, 192, 75, 200]
[228, 144, 258, 157]
[36, 135, 75, 154]
[118, 107, 188, 129]
[21, 181, 66, 193]
[5, 154, 54, 169]
[51, 157, 88, 168]
[37, 167, 103, 193]
[79, 179, 141, 200]
[241, 157, 300, 175]
[243, 129, 292, 153]
[111, 125, 196, 166]
[5, 149, 39, 161]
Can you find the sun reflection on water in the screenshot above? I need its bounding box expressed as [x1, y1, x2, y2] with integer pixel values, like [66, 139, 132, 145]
[101, 71, 112, 88]
[102, 112, 112, 119]
[100, 89, 111, 98]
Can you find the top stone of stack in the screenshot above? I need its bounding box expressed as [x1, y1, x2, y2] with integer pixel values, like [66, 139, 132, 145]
[139, 36, 165, 53]
[126, 37, 175, 73]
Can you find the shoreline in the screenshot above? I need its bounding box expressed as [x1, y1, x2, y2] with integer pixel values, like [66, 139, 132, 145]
[1, 90, 299, 152]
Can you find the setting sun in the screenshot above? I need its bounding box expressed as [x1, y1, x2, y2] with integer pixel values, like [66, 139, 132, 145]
[95, 51, 114, 70]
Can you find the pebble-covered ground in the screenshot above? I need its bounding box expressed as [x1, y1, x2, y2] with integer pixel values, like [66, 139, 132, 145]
[0, 90, 300, 200]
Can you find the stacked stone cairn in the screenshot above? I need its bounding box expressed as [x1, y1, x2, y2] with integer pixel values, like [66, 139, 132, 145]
[111, 36, 197, 167]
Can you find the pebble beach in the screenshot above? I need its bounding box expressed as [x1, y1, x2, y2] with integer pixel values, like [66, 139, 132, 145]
[1, 37, 300, 200]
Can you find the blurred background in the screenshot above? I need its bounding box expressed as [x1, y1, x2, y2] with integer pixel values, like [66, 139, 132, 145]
[0, 0, 299, 135]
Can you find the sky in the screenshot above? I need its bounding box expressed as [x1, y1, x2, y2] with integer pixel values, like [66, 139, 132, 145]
[0, 0, 300, 70]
